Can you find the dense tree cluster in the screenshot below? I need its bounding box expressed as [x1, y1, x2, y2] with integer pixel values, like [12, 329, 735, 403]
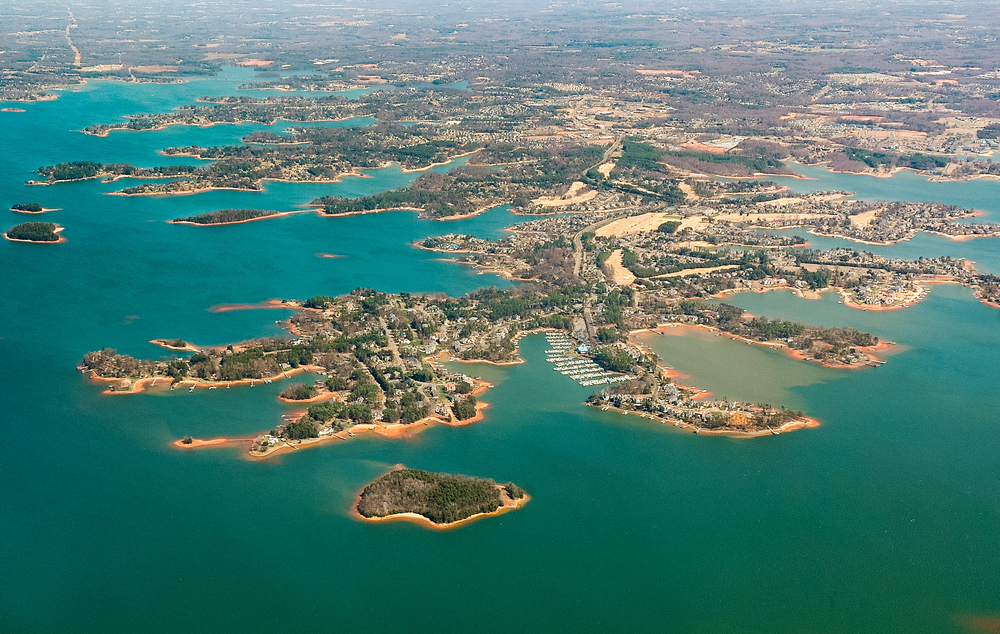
[357, 469, 511, 524]
[5, 222, 59, 242]
[173, 209, 281, 224]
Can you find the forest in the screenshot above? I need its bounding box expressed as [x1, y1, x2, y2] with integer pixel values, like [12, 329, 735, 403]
[173, 209, 282, 224]
[357, 469, 520, 524]
[5, 222, 59, 242]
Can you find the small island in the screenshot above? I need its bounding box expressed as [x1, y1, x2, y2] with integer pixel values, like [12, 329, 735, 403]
[4, 221, 64, 243]
[11, 203, 57, 214]
[171, 208, 298, 226]
[356, 467, 528, 528]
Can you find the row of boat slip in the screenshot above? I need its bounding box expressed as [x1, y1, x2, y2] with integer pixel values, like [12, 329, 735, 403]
[579, 376, 629, 387]
[554, 360, 593, 368]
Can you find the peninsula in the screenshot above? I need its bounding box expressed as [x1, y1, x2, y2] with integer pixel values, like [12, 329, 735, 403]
[82, 284, 879, 441]
[171, 208, 301, 225]
[355, 467, 528, 527]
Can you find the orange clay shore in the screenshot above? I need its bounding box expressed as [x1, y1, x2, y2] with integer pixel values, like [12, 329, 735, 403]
[632, 324, 888, 370]
[87, 364, 325, 395]
[352, 468, 528, 530]
[355, 490, 529, 530]
[11, 206, 60, 214]
[589, 400, 820, 437]
[173, 437, 252, 449]
[602, 329, 822, 437]
[713, 283, 933, 312]
[399, 149, 481, 173]
[149, 339, 201, 352]
[431, 350, 525, 366]
[85, 116, 362, 138]
[3, 233, 67, 244]
[276, 390, 340, 404]
[3, 225, 67, 244]
[428, 327, 561, 368]
[168, 210, 312, 226]
[207, 299, 300, 313]
[174, 379, 493, 459]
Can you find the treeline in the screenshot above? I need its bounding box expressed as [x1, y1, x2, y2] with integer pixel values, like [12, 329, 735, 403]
[593, 347, 635, 373]
[37, 161, 101, 181]
[673, 301, 879, 349]
[173, 209, 281, 224]
[37, 160, 201, 183]
[11, 203, 42, 212]
[357, 469, 508, 524]
[316, 189, 453, 216]
[661, 151, 792, 176]
[5, 222, 59, 242]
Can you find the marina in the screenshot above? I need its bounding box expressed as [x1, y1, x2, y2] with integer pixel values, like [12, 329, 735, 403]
[544, 333, 627, 386]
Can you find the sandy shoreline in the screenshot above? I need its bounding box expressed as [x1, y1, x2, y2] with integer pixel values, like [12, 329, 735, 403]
[149, 339, 201, 352]
[173, 437, 253, 449]
[713, 282, 932, 312]
[353, 468, 529, 530]
[206, 299, 299, 313]
[589, 400, 820, 437]
[3, 234, 67, 244]
[603, 328, 825, 437]
[168, 209, 312, 226]
[633, 323, 886, 370]
[82, 115, 367, 137]
[203, 377, 495, 459]
[398, 149, 481, 173]
[11, 206, 60, 214]
[88, 364, 324, 395]
[3, 225, 67, 244]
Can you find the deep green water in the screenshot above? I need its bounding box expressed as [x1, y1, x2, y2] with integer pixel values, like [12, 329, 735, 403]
[2, 72, 999, 634]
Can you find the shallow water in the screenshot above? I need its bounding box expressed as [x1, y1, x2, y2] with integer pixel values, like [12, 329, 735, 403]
[2, 72, 999, 634]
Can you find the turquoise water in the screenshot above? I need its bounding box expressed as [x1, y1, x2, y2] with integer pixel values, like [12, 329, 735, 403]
[3, 73, 1000, 634]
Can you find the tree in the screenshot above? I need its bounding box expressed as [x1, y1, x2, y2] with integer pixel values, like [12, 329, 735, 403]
[453, 395, 478, 420]
[6, 222, 59, 242]
[279, 383, 317, 400]
[283, 418, 318, 439]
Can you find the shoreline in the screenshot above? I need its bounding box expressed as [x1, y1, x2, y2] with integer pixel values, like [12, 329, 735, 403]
[589, 400, 821, 437]
[237, 379, 493, 459]
[11, 207, 60, 214]
[206, 299, 299, 313]
[87, 364, 324, 395]
[713, 282, 931, 312]
[3, 225, 67, 244]
[81, 115, 367, 138]
[398, 149, 481, 173]
[618, 328, 826, 437]
[173, 437, 252, 449]
[168, 209, 312, 226]
[149, 339, 201, 352]
[3, 234, 67, 244]
[431, 349, 525, 366]
[353, 469, 528, 530]
[631, 323, 887, 370]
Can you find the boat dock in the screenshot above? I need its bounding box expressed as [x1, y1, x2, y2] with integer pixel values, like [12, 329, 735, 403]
[544, 332, 626, 387]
